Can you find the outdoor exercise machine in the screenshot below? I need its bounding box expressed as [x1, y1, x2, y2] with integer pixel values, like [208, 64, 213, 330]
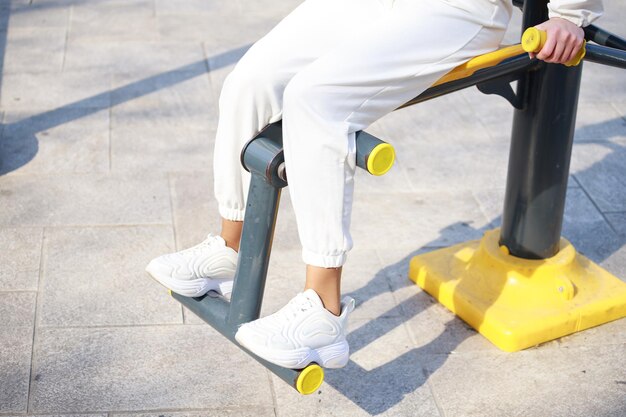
[171, 0, 626, 395]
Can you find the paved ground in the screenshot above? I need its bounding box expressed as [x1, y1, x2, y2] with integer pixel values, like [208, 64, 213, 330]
[0, 0, 625, 416]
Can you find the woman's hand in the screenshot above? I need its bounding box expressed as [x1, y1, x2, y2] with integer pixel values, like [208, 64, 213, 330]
[529, 17, 585, 64]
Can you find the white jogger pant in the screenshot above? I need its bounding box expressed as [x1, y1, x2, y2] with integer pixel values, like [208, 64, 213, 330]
[214, 0, 512, 268]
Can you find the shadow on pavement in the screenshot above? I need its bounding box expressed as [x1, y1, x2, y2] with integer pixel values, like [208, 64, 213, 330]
[0, 44, 251, 175]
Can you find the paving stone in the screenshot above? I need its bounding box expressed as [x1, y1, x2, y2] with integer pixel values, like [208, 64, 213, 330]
[110, 103, 214, 173]
[39, 226, 182, 327]
[68, 0, 158, 42]
[575, 101, 626, 142]
[110, 70, 218, 122]
[374, 105, 510, 191]
[601, 244, 626, 285]
[114, 411, 274, 417]
[0, 327, 33, 412]
[472, 187, 623, 263]
[0, 173, 171, 226]
[0, 71, 111, 111]
[272, 317, 440, 417]
[351, 190, 489, 253]
[0, 292, 36, 412]
[0, 0, 30, 31]
[5, 1, 69, 29]
[64, 41, 204, 76]
[0, 227, 42, 290]
[0, 291, 36, 327]
[4, 27, 66, 73]
[30, 326, 273, 412]
[155, 0, 237, 15]
[425, 344, 626, 417]
[606, 212, 626, 236]
[570, 139, 626, 212]
[1, 108, 109, 175]
[580, 63, 626, 103]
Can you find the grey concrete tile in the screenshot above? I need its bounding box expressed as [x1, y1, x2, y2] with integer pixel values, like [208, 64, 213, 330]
[0, 227, 42, 290]
[612, 100, 626, 120]
[3, 415, 104, 417]
[1, 108, 109, 175]
[375, 247, 496, 354]
[39, 225, 182, 327]
[155, 0, 234, 15]
[571, 139, 626, 212]
[0, 291, 36, 412]
[601, 244, 626, 284]
[4, 27, 66, 73]
[109, 69, 217, 173]
[68, 0, 158, 42]
[606, 212, 626, 236]
[351, 190, 489, 253]
[0, 173, 171, 226]
[0, 71, 111, 111]
[552, 317, 626, 348]
[156, 14, 241, 43]
[580, 63, 626, 102]
[272, 317, 440, 417]
[0, 327, 33, 412]
[374, 101, 511, 191]
[575, 101, 626, 142]
[114, 411, 274, 417]
[472, 187, 624, 263]
[64, 41, 204, 76]
[0, 0, 32, 31]
[110, 103, 214, 173]
[168, 171, 222, 251]
[426, 344, 626, 417]
[6, 1, 70, 29]
[459, 85, 516, 139]
[30, 326, 273, 412]
[110, 70, 218, 121]
[0, 291, 36, 327]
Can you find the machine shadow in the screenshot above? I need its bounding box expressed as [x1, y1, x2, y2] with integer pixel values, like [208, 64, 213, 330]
[0, 45, 251, 175]
[321, 122, 625, 415]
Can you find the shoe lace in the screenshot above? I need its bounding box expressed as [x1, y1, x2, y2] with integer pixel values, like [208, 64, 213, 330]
[279, 293, 315, 320]
[180, 234, 219, 255]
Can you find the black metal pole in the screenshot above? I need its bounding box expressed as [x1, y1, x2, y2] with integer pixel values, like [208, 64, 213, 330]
[499, 0, 583, 259]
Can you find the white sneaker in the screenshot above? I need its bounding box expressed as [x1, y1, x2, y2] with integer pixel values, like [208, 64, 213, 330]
[235, 289, 355, 369]
[145, 234, 238, 297]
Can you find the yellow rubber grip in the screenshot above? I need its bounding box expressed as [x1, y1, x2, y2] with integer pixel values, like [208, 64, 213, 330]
[521, 27, 586, 67]
[366, 143, 396, 176]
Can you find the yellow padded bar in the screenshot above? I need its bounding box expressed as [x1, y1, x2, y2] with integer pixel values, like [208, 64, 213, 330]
[434, 27, 587, 87]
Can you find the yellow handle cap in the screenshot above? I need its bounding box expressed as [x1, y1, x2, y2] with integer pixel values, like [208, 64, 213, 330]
[296, 364, 324, 395]
[522, 27, 547, 53]
[522, 27, 585, 66]
[367, 143, 396, 176]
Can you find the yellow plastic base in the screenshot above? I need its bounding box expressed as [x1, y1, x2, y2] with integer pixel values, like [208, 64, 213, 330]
[296, 364, 324, 395]
[408, 229, 626, 352]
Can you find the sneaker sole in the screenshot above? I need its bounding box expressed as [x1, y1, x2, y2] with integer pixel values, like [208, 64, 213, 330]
[235, 335, 349, 370]
[145, 264, 233, 298]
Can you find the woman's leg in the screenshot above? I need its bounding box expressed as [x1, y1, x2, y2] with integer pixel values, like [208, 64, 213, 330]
[212, 0, 387, 225]
[237, 0, 512, 368]
[147, 0, 388, 296]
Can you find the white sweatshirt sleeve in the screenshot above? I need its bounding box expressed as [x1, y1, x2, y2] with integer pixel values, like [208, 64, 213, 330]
[547, 0, 604, 27]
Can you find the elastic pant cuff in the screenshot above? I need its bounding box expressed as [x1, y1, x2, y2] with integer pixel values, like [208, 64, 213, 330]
[302, 248, 347, 268]
[218, 205, 245, 222]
